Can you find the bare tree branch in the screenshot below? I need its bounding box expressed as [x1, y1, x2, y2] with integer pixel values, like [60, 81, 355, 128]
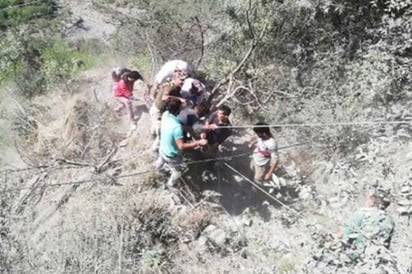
[194, 16, 205, 69]
[207, 14, 269, 108]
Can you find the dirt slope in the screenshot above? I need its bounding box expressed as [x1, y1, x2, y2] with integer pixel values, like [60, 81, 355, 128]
[1, 2, 412, 274]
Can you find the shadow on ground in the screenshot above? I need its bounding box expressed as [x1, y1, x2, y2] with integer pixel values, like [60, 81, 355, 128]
[182, 140, 301, 220]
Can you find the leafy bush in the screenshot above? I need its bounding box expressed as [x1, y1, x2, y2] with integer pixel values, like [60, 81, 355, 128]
[0, 26, 95, 97]
[0, 0, 57, 30]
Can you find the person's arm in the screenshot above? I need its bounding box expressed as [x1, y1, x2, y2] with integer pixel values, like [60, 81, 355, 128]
[248, 137, 258, 148]
[149, 82, 160, 99]
[162, 94, 187, 105]
[176, 138, 207, 151]
[150, 68, 167, 98]
[216, 128, 232, 145]
[202, 113, 219, 131]
[264, 143, 279, 180]
[204, 123, 218, 130]
[199, 123, 218, 139]
[138, 74, 152, 91]
[264, 161, 278, 181]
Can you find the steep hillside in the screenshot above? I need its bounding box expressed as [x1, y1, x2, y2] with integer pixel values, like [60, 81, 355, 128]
[1, 1, 412, 274]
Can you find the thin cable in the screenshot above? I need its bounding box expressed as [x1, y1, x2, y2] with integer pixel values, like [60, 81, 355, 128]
[217, 120, 412, 129]
[1, 164, 90, 174]
[0, 142, 319, 194]
[223, 161, 403, 266]
[2, 169, 155, 192]
[223, 162, 305, 218]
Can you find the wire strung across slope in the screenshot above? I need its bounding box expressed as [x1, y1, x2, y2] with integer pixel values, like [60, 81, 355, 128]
[2, 116, 405, 174]
[223, 162, 305, 218]
[0, 139, 345, 194]
[0, 140, 314, 193]
[217, 119, 412, 129]
[1, 138, 403, 268]
[0, 140, 320, 175]
[223, 161, 403, 269]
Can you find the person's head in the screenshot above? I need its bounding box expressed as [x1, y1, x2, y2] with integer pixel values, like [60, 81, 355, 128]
[171, 71, 187, 88]
[190, 79, 205, 95]
[216, 105, 231, 124]
[194, 101, 209, 117]
[123, 70, 143, 82]
[111, 67, 129, 82]
[165, 97, 182, 116]
[366, 189, 391, 210]
[253, 122, 272, 139]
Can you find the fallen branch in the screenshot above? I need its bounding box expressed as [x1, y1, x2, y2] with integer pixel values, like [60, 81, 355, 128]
[95, 146, 118, 174]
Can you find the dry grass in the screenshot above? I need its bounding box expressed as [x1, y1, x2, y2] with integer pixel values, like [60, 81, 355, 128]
[173, 207, 212, 240]
[11, 92, 125, 165]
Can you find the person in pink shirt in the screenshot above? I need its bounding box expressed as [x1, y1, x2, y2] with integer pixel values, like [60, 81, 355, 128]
[114, 70, 142, 121]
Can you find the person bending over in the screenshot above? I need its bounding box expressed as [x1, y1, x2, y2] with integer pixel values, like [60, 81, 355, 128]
[155, 98, 207, 187]
[114, 70, 143, 122]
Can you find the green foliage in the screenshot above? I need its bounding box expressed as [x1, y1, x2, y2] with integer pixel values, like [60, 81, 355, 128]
[110, 0, 412, 157]
[0, 0, 57, 30]
[0, 25, 95, 97]
[42, 41, 95, 89]
[108, 0, 224, 67]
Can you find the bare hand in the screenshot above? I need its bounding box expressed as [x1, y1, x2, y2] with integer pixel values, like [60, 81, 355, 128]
[200, 133, 207, 139]
[264, 173, 272, 181]
[208, 124, 218, 130]
[197, 139, 208, 146]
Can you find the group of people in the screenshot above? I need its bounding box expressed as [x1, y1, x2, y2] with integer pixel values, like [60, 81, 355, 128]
[110, 60, 280, 188]
[110, 60, 397, 266]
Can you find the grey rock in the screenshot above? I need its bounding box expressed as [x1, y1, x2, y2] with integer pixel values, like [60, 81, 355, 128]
[195, 236, 208, 252]
[397, 206, 412, 215]
[242, 218, 253, 227]
[203, 224, 217, 234]
[240, 248, 248, 259]
[202, 225, 227, 247]
[401, 186, 411, 193]
[398, 200, 412, 206]
[208, 228, 227, 246]
[299, 185, 313, 200]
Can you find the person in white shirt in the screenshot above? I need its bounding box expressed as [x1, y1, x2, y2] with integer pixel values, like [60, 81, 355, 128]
[248, 122, 279, 185]
[149, 60, 191, 98]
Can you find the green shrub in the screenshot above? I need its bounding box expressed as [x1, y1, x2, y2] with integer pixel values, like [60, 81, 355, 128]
[0, 0, 57, 30]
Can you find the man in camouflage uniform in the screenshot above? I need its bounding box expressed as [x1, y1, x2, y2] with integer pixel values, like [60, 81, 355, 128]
[303, 190, 398, 273]
[342, 189, 400, 273]
[342, 190, 394, 252]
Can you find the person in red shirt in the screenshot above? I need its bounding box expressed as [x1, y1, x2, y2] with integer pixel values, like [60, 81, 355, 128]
[114, 70, 142, 121]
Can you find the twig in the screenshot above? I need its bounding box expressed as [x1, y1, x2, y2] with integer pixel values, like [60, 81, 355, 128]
[207, 20, 268, 108]
[56, 158, 93, 168]
[14, 174, 42, 214]
[118, 223, 124, 274]
[13, 140, 34, 167]
[207, 42, 256, 107]
[215, 83, 245, 108]
[93, 87, 99, 103]
[95, 146, 118, 173]
[194, 16, 205, 69]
